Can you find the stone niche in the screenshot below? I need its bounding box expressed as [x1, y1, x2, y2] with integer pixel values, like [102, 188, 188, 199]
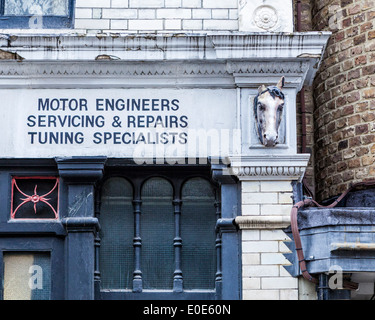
[238, 0, 294, 33]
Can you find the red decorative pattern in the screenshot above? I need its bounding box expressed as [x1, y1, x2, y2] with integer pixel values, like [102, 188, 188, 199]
[11, 177, 59, 219]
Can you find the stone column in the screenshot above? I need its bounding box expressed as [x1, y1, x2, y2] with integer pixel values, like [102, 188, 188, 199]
[230, 155, 310, 300]
[56, 157, 106, 300]
[212, 164, 241, 300]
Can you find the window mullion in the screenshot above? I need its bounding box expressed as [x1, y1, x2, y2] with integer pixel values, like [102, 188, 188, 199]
[0, 0, 4, 16]
[132, 198, 142, 292]
[215, 188, 223, 292]
[173, 198, 183, 293]
[94, 190, 101, 293]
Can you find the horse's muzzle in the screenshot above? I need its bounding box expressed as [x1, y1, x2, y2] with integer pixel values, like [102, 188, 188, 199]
[263, 134, 279, 147]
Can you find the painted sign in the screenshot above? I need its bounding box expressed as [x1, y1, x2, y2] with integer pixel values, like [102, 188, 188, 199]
[1, 89, 238, 161]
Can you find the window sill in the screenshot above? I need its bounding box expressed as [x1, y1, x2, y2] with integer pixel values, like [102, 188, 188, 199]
[99, 289, 217, 300]
[0, 28, 84, 34]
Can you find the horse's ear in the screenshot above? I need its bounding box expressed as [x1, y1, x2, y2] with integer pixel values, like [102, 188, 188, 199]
[277, 76, 285, 89]
[258, 84, 267, 94]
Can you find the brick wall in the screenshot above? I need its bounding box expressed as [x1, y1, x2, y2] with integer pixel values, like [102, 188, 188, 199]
[74, 0, 239, 33]
[311, 0, 375, 201]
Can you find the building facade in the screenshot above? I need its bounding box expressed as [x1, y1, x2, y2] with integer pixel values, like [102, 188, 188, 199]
[0, 0, 374, 301]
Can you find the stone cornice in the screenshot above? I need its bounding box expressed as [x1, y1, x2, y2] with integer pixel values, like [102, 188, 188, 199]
[0, 32, 330, 61]
[0, 32, 330, 88]
[0, 59, 313, 89]
[56, 157, 107, 184]
[0, 60, 309, 77]
[228, 154, 310, 182]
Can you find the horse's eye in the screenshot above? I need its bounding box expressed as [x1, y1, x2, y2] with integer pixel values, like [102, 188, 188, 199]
[259, 104, 266, 111]
[278, 104, 284, 111]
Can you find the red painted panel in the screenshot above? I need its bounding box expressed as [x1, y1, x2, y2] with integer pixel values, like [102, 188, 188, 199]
[11, 176, 59, 220]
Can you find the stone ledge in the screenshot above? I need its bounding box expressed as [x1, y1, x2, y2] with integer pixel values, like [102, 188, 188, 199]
[228, 154, 310, 182]
[56, 156, 107, 183]
[0, 32, 330, 61]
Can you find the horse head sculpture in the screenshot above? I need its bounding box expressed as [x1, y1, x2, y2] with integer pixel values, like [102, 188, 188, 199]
[254, 76, 285, 147]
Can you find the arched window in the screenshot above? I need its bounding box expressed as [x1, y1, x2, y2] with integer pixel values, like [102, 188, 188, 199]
[181, 178, 217, 290]
[99, 177, 134, 290]
[98, 167, 221, 300]
[141, 178, 174, 289]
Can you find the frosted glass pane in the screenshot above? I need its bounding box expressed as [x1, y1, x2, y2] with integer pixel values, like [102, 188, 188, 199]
[4, 0, 68, 16]
[3, 252, 51, 300]
[141, 178, 174, 290]
[99, 178, 134, 290]
[181, 178, 216, 290]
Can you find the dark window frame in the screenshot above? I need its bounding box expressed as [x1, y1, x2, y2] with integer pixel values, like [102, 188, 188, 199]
[0, 237, 65, 300]
[0, 0, 75, 29]
[96, 165, 222, 300]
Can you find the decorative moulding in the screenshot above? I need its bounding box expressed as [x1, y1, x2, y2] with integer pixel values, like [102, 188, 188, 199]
[238, 0, 294, 33]
[0, 59, 314, 89]
[0, 33, 330, 88]
[228, 154, 310, 181]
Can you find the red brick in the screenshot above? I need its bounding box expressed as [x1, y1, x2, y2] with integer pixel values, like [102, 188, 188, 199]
[369, 31, 375, 40]
[341, 105, 354, 116]
[363, 65, 375, 75]
[341, 0, 353, 7]
[306, 0, 375, 201]
[362, 134, 375, 145]
[348, 158, 361, 168]
[355, 124, 369, 135]
[348, 115, 361, 126]
[348, 68, 361, 80]
[363, 88, 375, 98]
[361, 22, 373, 33]
[354, 55, 367, 65]
[348, 4, 361, 15]
[349, 136, 361, 147]
[353, 34, 366, 46]
[347, 91, 360, 103]
[362, 155, 374, 166]
[353, 13, 366, 24]
[356, 147, 369, 157]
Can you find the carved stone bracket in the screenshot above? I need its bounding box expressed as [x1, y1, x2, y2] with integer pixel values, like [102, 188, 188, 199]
[56, 156, 107, 184]
[227, 154, 310, 182]
[61, 217, 100, 233]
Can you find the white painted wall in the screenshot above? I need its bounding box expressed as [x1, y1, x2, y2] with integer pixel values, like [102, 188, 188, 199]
[0, 0, 295, 34]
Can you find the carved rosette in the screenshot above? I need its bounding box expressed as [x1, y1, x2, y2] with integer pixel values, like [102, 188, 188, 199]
[238, 0, 294, 33]
[253, 5, 278, 30]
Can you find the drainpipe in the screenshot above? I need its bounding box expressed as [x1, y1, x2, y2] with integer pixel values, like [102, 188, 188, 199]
[296, 0, 302, 34]
[297, 4, 330, 297]
[317, 274, 330, 300]
[296, 0, 314, 198]
[296, 0, 307, 154]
